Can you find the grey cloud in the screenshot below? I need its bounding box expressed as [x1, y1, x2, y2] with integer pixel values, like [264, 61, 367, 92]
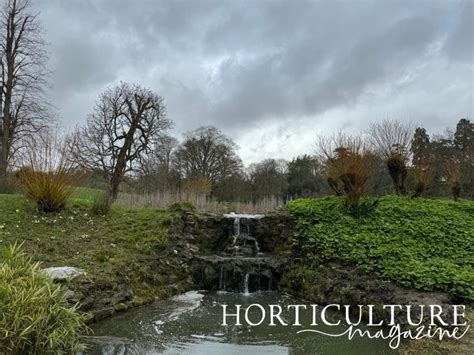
[443, 0, 473, 62]
[209, 6, 450, 126]
[31, 0, 472, 163]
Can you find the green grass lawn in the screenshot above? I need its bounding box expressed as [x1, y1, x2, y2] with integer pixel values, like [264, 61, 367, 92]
[71, 186, 104, 202]
[287, 196, 474, 301]
[0, 192, 181, 303]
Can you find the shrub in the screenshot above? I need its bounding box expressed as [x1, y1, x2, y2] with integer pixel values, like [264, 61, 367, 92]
[168, 200, 196, 211]
[444, 160, 462, 202]
[0, 244, 88, 353]
[411, 167, 431, 199]
[320, 136, 374, 206]
[368, 120, 413, 196]
[386, 151, 408, 195]
[18, 134, 82, 212]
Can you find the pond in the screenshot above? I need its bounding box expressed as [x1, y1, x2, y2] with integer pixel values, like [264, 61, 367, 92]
[83, 291, 397, 354]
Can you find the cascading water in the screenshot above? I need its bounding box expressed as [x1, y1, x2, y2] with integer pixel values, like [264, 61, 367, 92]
[218, 213, 271, 294]
[193, 212, 277, 294]
[224, 212, 263, 257]
[243, 272, 250, 295]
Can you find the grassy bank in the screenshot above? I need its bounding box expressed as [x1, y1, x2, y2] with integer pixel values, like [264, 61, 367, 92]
[0, 193, 192, 318]
[287, 196, 474, 301]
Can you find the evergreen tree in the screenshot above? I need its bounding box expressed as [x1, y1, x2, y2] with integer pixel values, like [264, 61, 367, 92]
[411, 127, 431, 168]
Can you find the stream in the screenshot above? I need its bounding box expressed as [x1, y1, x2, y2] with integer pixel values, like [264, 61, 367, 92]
[84, 291, 397, 354]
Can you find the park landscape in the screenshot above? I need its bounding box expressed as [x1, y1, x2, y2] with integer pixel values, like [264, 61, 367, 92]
[0, 0, 473, 354]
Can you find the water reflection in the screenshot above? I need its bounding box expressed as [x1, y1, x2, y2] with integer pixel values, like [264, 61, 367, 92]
[84, 291, 397, 354]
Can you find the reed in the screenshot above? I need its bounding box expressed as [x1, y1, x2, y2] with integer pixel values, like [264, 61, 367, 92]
[116, 190, 283, 214]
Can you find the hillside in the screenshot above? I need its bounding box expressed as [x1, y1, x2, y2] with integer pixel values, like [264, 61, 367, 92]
[0, 193, 192, 319]
[287, 196, 474, 301]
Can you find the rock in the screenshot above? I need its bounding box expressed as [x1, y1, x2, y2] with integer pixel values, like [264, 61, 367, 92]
[41, 266, 85, 281]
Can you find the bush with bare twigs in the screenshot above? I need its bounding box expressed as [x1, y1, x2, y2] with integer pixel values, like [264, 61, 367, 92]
[18, 135, 82, 212]
[411, 167, 431, 199]
[369, 120, 413, 195]
[386, 149, 408, 195]
[317, 134, 374, 206]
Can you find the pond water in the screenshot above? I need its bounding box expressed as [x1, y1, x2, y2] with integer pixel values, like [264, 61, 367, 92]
[84, 291, 397, 354]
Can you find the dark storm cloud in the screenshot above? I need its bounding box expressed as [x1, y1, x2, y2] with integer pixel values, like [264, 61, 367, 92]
[34, 0, 472, 162]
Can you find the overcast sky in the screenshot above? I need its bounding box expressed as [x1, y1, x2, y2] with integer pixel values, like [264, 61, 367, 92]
[35, 0, 473, 164]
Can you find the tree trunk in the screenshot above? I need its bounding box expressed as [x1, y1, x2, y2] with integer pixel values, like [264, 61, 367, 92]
[0, 154, 7, 183]
[105, 112, 140, 204]
[0, 3, 16, 185]
[107, 174, 122, 205]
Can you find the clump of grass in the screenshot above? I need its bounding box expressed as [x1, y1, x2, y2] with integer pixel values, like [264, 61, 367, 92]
[90, 190, 111, 215]
[18, 134, 83, 212]
[0, 243, 89, 354]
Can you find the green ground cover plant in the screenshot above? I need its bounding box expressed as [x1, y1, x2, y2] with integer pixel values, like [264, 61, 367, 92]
[287, 196, 474, 301]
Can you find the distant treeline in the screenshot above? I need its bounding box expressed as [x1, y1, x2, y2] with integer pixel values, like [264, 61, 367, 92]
[82, 118, 473, 203]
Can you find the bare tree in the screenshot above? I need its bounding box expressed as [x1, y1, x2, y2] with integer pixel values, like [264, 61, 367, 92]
[139, 134, 180, 191]
[149, 134, 179, 175]
[248, 158, 288, 201]
[0, 0, 51, 182]
[174, 126, 242, 184]
[368, 120, 413, 195]
[71, 82, 171, 204]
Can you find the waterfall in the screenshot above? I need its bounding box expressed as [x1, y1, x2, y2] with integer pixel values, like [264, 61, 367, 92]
[217, 213, 270, 294]
[243, 273, 250, 295]
[254, 239, 261, 254]
[224, 213, 264, 257]
[193, 212, 278, 294]
[233, 216, 240, 236]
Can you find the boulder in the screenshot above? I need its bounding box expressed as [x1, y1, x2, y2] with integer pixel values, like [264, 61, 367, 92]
[41, 266, 85, 281]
